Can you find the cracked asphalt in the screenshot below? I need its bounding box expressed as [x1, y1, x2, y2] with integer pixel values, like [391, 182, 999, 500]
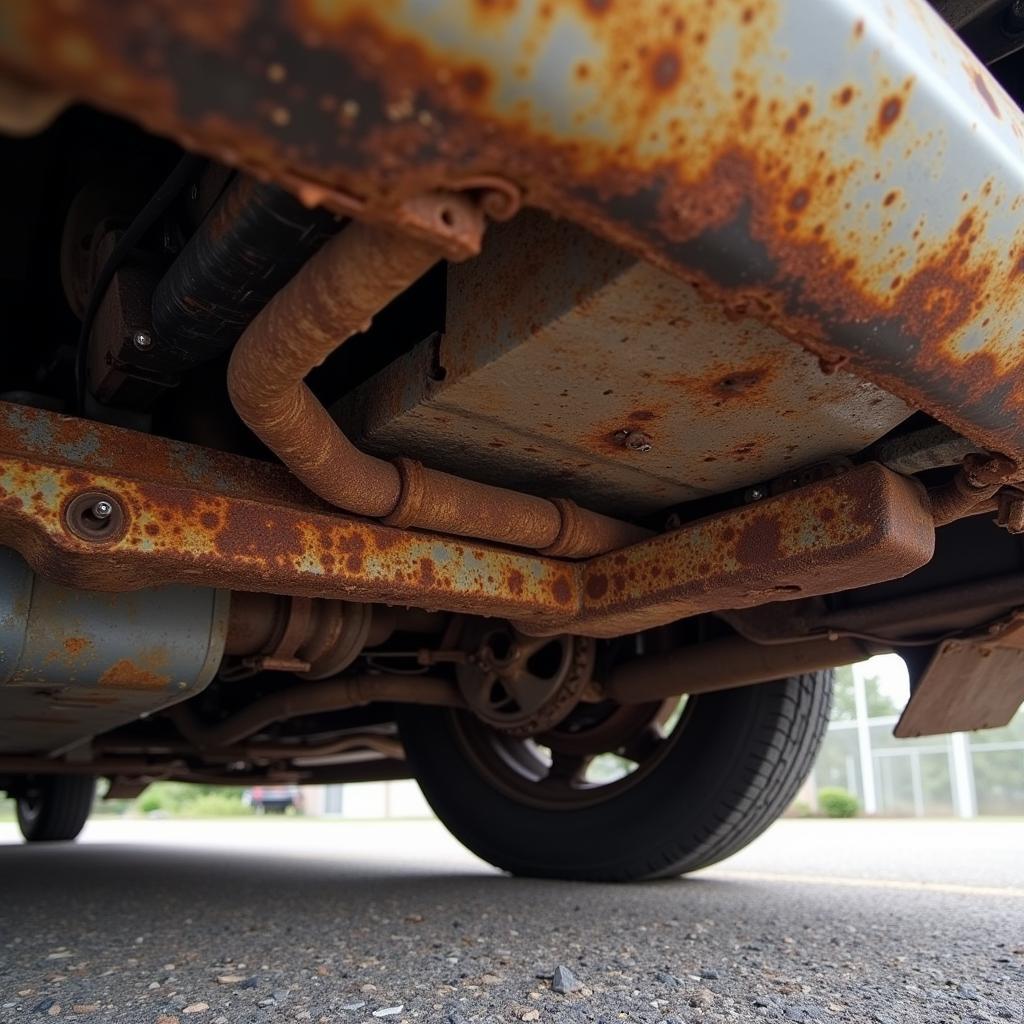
[0, 818, 1021, 1024]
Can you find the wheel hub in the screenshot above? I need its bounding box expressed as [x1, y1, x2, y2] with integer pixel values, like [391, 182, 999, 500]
[455, 623, 595, 737]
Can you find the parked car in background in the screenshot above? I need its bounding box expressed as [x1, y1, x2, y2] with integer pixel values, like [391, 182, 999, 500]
[245, 786, 302, 815]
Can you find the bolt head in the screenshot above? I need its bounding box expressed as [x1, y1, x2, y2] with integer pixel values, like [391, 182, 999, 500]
[748, 487, 766, 501]
[91, 500, 113, 519]
[619, 430, 653, 453]
[132, 330, 153, 351]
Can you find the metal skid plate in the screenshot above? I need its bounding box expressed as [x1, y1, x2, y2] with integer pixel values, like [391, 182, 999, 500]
[0, 548, 229, 755]
[342, 212, 910, 515]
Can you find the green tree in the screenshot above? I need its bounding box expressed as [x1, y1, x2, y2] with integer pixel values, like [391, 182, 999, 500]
[830, 665, 899, 720]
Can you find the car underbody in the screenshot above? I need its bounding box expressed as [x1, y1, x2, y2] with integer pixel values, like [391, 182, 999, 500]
[0, 0, 1021, 876]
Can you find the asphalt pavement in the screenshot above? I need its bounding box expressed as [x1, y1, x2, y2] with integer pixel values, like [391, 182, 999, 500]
[0, 817, 1021, 1024]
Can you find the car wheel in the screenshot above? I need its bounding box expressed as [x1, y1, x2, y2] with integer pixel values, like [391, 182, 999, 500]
[16, 775, 96, 843]
[400, 670, 832, 881]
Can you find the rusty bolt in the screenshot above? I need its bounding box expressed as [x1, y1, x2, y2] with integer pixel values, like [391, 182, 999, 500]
[132, 330, 153, 351]
[65, 491, 125, 542]
[747, 486, 767, 501]
[614, 429, 652, 453]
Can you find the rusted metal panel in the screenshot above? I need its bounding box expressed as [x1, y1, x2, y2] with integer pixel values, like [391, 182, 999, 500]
[0, 403, 579, 627]
[0, 404, 934, 638]
[344, 211, 910, 515]
[894, 611, 1024, 737]
[544, 463, 936, 638]
[0, 548, 228, 756]
[2, 0, 1023, 460]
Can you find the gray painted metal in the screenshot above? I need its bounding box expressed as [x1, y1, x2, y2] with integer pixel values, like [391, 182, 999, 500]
[0, 548, 229, 755]
[342, 213, 910, 516]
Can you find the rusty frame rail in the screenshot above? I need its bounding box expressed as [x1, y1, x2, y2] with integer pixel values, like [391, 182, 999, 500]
[0, 404, 934, 638]
[2, 0, 1024, 462]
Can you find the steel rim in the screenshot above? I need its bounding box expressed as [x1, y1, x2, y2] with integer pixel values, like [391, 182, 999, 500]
[451, 696, 691, 809]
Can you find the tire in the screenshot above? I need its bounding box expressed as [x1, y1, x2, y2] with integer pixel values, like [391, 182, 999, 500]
[16, 775, 96, 843]
[400, 670, 832, 881]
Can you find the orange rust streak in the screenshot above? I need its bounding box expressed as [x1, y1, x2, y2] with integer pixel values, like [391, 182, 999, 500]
[98, 658, 172, 690]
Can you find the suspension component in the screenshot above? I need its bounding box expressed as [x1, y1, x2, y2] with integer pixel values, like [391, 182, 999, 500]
[455, 621, 596, 737]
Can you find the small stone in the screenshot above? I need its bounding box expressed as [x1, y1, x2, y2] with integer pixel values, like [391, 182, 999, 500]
[522, 1012, 540, 1022]
[47, 1007, 61, 1019]
[339, 1002, 366, 1011]
[272, 990, 290, 1004]
[551, 966, 577, 994]
[238, 977, 258, 990]
[689, 989, 715, 1009]
[216, 975, 246, 985]
[372, 1007, 403, 1018]
[481, 974, 501, 985]
[655, 973, 681, 987]
[33, 999, 56, 1014]
[155, 1017, 178, 1024]
[183, 1004, 209, 1015]
[71, 1006, 100, 1015]
[959, 985, 982, 1001]
[699, 968, 720, 980]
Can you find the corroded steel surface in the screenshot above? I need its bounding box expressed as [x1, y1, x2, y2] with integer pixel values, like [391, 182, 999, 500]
[0, 547, 228, 756]
[547, 462, 936, 638]
[0, 404, 934, 637]
[2, 0, 1023, 458]
[0, 404, 578, 626]
[345, 211, 910, 515]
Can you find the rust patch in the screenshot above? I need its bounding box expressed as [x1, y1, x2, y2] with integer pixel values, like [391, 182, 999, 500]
[63, 636, 92, 656]
[734, 514, 782, 566]
[709, 367, 772, 401]
[551, 575, 573, 604]
[970, 68, 999, 119]
[650, 48, 681, 91]
[877, 95, 902, 132]
[98, 658, 171, 690]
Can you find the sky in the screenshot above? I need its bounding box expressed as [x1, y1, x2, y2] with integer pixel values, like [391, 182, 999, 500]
[855, 653, 910, 707]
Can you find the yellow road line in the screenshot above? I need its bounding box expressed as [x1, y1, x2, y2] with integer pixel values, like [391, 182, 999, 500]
[703, 869, 1024, 899]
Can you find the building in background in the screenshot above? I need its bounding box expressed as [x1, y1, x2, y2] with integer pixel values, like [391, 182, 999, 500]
[303, 778, 431, 819]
